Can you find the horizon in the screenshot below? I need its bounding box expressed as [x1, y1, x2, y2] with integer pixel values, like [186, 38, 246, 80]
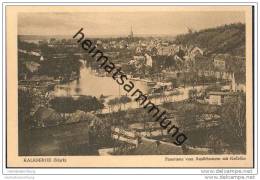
[18, 22, 245, 40]
[18, 33, 178, 38]
[18, 11, 245, 37]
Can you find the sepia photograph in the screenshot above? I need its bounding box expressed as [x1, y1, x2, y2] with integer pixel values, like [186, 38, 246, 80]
[5, 5, 254, 168]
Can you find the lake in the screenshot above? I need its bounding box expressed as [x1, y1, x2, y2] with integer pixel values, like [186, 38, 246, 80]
[52, 63, 149, 97]
[51, 62, 205, 113]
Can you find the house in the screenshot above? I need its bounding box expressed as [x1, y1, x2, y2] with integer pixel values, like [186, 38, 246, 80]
[28, 51, 41, 57]
[236, 83, 246, 92]
[133, 55, 146, 63]
[127, 43, 137, 50]
[190, 46, 203, 57]
[135, 46, 145, 54]
[40, 56, 44, 61]
[102, 43, 109, 49]
[145, 53, 153, 67]
[98, 148, 114, 155]
[161, 42, 169, 46]
[213, 55, 226, 70]
[206, 91, 237, 105]
[30, 75, 55, 82]
[96, 40, 102, 45]
[221, 71, 232, 80]
[104, 52, 120, 59]
[194, 55, 211, 68]
[111, 127, 139, 146]
[157, 46, 175, 56]
[128, 121, 168, 137]
[163, 71, 178, 79]
[146, 46, 158, 56]
[18, 49, 27, 53]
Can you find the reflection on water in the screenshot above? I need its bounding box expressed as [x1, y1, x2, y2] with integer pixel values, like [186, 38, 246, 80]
[52, 62, 205, 113]
[53, 65, 149, 97]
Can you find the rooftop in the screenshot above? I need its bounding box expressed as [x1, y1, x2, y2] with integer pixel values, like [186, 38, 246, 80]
[208, 91, 238, 96]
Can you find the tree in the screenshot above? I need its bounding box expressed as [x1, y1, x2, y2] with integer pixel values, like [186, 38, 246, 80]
[119, 96, 131, 109]
[174, 23, 245, 56]
[188, 89, 198, 101]
[49, 96, 77, 118]
[108, 97, 120, 112]
[76, 95, 104, 112]
[18, 39, 38, 51]
[50, 95, 104, 116]
[38, 54, 81, 80]
[169, 78, 179, 88]
[220, 93, 246, 153]
[18, 89, 33, 155]
[176, 102, 221, 148]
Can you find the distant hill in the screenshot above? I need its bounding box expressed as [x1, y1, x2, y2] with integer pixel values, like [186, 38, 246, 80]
[175, 23, 245, 57]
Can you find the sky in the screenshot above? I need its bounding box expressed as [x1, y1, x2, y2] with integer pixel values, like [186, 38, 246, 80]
[18, 11, 245, 37]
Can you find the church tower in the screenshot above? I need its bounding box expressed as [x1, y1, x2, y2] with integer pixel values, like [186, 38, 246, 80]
[128, 25, 134, 39]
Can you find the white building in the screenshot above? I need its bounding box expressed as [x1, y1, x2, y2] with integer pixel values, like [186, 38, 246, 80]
[206, 91, 237, 105]
[145, 54, 153, 67]
[213, 56, 226, 70]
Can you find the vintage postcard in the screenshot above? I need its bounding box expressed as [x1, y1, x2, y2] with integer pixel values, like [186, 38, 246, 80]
[6, 5, 254, 168]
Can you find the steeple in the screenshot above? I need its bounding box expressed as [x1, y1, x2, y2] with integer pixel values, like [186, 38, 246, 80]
[129, 25, 133, 39]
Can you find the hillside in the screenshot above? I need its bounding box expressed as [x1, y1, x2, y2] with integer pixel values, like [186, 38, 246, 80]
[175, 23, 245, 57]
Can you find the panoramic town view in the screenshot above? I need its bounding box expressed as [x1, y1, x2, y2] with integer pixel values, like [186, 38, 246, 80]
[18, 11, 246, 156]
